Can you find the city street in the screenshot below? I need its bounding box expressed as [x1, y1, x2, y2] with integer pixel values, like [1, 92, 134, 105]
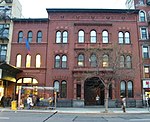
[0, 111, 150, 122]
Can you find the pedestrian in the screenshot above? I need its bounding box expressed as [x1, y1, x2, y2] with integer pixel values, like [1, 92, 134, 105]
[121, 96, 126, 112]
[36, 95, 40, 106]
[27, 95, 33, 109]
[96, 95, 100, 105]
[1, 96, 6, 108]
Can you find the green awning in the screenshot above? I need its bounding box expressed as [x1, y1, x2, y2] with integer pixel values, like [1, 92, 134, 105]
[0, 63, 22, 82]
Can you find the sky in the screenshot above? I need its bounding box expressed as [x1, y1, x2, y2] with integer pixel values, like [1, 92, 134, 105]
[18, 0, 129, 18]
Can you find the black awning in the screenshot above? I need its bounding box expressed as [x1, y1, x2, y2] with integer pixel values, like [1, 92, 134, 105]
[0, 63, 22, 82]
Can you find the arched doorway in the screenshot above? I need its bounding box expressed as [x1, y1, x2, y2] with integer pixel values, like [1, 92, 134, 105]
[84, 77, 105, 106]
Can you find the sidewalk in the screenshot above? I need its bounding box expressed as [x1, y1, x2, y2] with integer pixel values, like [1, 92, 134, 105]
[0, 107, 150, 114]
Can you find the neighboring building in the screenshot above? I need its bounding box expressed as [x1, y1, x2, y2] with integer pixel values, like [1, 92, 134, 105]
[0, 0, 22, 100]
[10, 8, 143, 107]
[133, 0, 150, 105]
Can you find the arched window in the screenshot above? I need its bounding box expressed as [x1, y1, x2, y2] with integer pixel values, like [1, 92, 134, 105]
[102, 30, 109, 43]
[140, 11, 146, 22]
[78, 54, 84, 67]
[27, 31, 33, 42]
[128, 81, 133, 98]
[56, 31, 61, 43]
[16, 54, 21, 67]
[78, 30, 84, 43]
[17, 78, 38, 84]
[55, 55, 60, 68]
[120, 80, 126, 97]
[90, 54, 97, 67]
[62, 55, 67, 68]
[62, 31, 68, 43]
[118, 32, 123, 44]
[103, 54, 109, 67]
[125, 32, 130, 44]
[90, 30, 97, 43]
[26, 54, 31, 68]
[36, 31, 42, 43]
[54, 80, 59, 92]
[120, 55, 125, 68]
[18, 31, 23, 43]
[126, 55, 132, 68]
[36, 54, 41, 68]
[61, 80, 67, 98]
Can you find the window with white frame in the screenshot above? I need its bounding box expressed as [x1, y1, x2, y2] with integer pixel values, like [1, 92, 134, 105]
[118, 31, 131, 44]
[139, 11, 146, 22]
[143, 46, 149, 58]
[140, 27, 148, 40]
[56, 30, 68, 43]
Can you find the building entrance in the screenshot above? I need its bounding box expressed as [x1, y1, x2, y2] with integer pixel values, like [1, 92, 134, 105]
[84, 77, 104, 106]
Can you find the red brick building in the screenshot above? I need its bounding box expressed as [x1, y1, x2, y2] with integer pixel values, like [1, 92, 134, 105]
[133, 0, 150, 105]
[10, 8, 143, 107]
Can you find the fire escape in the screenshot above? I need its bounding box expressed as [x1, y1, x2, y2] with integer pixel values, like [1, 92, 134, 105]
[0, 0, 12, 63]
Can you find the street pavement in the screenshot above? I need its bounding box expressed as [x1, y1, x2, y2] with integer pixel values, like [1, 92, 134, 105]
[0, 107, 150, 114]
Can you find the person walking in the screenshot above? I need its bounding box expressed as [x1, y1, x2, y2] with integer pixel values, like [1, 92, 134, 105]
[96, 95, 100, 105]
[121, 96, 126, 112]
[1, 96, 6, 107]
[27, 95, 33, 109]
